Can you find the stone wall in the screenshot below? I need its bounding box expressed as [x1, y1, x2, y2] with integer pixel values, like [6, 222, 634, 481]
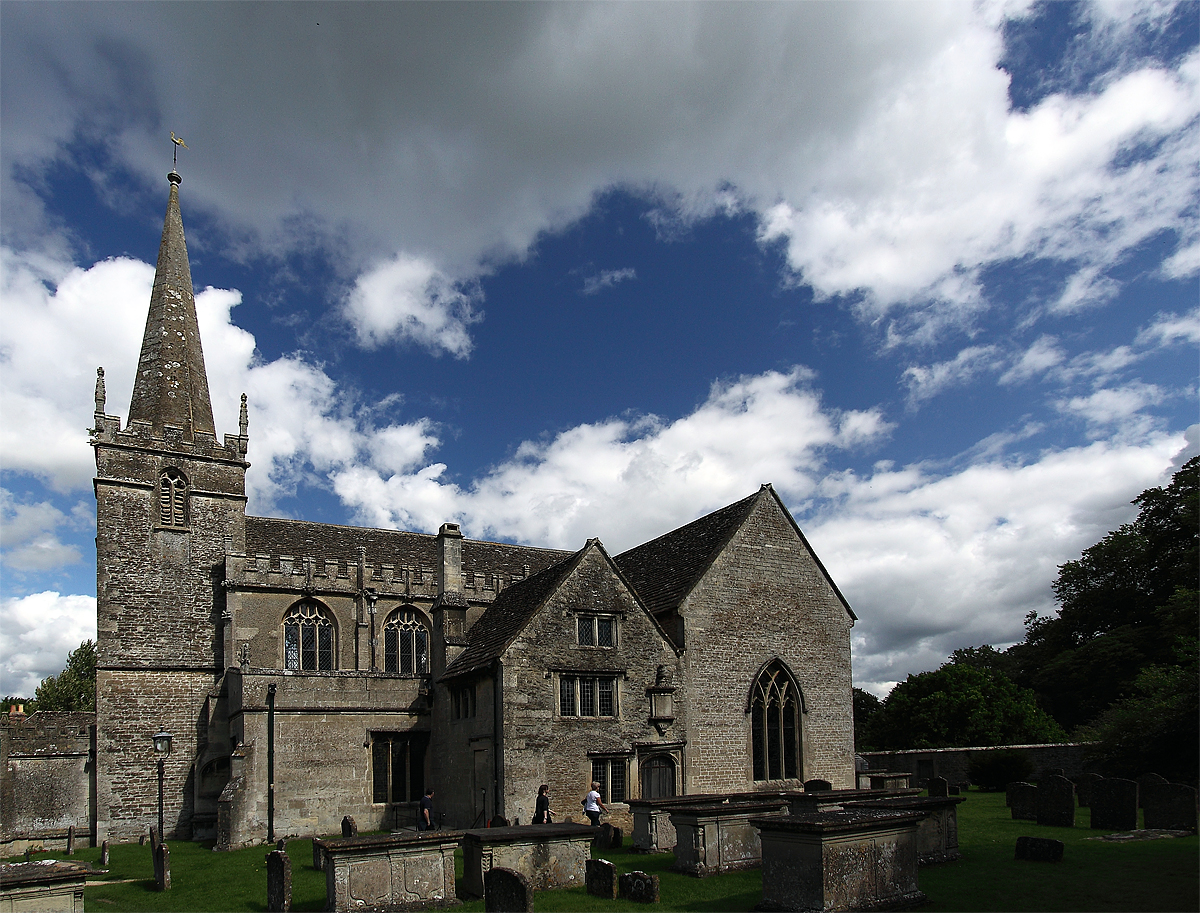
[0, 712, 95, 853]
[860, 743, 1098, 787]
[497, 546, 681, 832]
[679, 495, 855, 793]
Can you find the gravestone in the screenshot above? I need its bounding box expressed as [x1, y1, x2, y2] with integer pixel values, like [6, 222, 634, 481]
[1036, 775, 1075, 827]
[311, 839, 325, 872]
[1143, 783, 1198, 831]
[266, 848, 291, 912]
[1046, 768, 1065, 778]
[586, 858, 618, 899]
[341, 815, 358, 838]
[151, 830, 163, 886]
[593, 823, 615, 852]
[66, 826, 75, 856]
[149, 826, 160, 854]
[490, 815, 510, 828]
[155, 843, 171, 891]
[610, 826, 624, 849]
[949, 785, 961, 796]
[804, 779, 832, 792]
[1076, 772, 1103, 808]
[100, 840, 110, 867]
[927, 776, 949, 798]
[485, 866, 533, 913]
[276, 838, 287, 852]
[1090, 778, 1138, 831]
[1008, 782, 1037, 821]
[1015, 836, 1063, 862]
[1137, 773, 1169, 809]
[619, 870, 661, 904]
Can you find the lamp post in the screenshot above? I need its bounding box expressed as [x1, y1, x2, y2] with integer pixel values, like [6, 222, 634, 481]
[152, 729, 173, 839]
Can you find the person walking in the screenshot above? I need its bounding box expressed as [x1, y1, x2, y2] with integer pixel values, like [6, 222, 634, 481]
[418, 788, 435, 831]
[533, 784, 553, 824]
[583, 781, 606, 826]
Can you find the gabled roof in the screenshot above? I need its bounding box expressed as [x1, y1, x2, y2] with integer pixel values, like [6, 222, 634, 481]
[614, 485, 856, 621]
[613, 490, 760, 616]
[244, 515, 569, 579]
[440, 547, 585, 680]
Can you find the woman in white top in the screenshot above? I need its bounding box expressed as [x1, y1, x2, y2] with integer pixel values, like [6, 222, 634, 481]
[583, 781, 607, 826]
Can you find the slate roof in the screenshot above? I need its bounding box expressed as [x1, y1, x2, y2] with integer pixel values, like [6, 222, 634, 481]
[613, 490, 761, 616]
[440, 547, 585, 680]
[244, 516, 570, 579]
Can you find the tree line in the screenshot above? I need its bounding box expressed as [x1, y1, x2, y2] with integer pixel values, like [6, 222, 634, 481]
[855, 456, 1198, 783]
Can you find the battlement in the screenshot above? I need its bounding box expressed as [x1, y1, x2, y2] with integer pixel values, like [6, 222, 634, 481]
[91, 413, 248, 463]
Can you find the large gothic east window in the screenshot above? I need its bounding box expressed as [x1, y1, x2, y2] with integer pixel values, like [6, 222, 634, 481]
[382, 608, 429, 675]
[283, 601, 336, 671]
[750, 660, 802, 782]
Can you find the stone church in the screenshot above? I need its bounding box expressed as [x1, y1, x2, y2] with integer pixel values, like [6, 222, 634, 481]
[90, 171, 856, 847]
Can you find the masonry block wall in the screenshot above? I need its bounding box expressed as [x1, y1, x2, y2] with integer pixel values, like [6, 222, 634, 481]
[678, 495, 855, 793]
[861, 743, 1098, 786]
[0, 712, 95, 853]
[498, 546, 681, 832]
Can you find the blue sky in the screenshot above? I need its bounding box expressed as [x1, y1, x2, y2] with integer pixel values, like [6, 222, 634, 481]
[2, 1, 1197, 699]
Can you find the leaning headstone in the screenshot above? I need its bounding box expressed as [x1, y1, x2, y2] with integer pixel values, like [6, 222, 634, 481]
[1090, 778, 1138, 831]
[484, 866, 533, 913]
[927, 776, 949, 798]
[586, 858, 618, 899]
[100, 840, 110, 867]
[266, 848, 292, 912]
[1036, 775, 1075, 827]
[66, 826, 75, 856]
[155, 842, 171, 891]
[149, 826, 160, 854]
[1143, 783, 1198, 831]
[1015, 836, 1063, 862]
[311, 839, 325, 872]
[341, 815, 357, 838]
[593, 822, 615, 853]
[1137, 773, 1169, 809]
[804, 778, 832, 792]
[619, 870, 661, 904]
[1009, 782, 1038, 821]
[1075, 772, 1103, 808]
[276, 838, 287, 852]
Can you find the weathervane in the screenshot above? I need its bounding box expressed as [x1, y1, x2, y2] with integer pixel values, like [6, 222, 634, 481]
[170, 132, 188, 169]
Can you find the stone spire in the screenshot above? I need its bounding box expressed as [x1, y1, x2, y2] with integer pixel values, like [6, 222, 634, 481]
[126, 171, 216, 439]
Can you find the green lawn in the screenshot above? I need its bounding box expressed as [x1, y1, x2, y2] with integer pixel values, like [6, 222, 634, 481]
[4, 791, 1196, 911]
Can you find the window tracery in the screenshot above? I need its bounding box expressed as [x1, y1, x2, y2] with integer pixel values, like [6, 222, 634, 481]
[158, 467, 188, 526]
[382, 608, 429, 675]
[283, 600, 336, 671]
[750, 660, 802, 781]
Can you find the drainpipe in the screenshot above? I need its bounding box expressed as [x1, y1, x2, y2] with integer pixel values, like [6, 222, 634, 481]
[267, 683, 276, 843]
[493, 661, 503, 823]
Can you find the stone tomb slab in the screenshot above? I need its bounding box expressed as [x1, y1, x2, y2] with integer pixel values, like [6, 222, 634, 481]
[322, 831, 463, 911]
[669, 800, 790, 876]
[752, 809, 926, 912]
[846, 795, 965, 864]
[0, 861, 88, 913]
[461, 823, 595, 899]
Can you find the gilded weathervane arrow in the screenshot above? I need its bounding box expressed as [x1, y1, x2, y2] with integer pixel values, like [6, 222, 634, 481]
[170, 132, 188, 168]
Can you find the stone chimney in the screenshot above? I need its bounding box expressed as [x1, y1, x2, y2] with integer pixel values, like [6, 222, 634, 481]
[436, 523, 463, 597]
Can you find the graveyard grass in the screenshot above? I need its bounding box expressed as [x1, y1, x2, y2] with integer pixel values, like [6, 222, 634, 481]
[6, 791, 1193, 911]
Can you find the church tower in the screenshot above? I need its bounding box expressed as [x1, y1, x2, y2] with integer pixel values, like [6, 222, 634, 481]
[92, 170, 249, 842]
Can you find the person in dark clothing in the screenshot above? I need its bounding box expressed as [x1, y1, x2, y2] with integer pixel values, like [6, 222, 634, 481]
[418, 788, 434, 831]
[533, 784, 552, 824]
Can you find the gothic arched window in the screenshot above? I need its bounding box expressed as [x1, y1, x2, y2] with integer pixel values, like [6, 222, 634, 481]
[283, 601, 336, 671]
[749, 661, 803, 782]
[383, 608, 429, 675]
[159, 468, 188, 526]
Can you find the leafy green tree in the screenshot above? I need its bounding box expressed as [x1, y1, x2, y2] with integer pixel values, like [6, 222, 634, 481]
[1, 696, 36, 715]
[32, 640, 96, 712]
[1006, 457, 1198, 731]
[871, 663, 1065, 750]
[853, 687, 881, 751]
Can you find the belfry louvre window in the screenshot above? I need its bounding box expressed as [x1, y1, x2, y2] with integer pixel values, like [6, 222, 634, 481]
[383, 608, 429, 675]
[283, 601, 336, 671]
[371, 732, 428, 804]
[158, 468, 188, 526]
[559, 675, 617, 717]
[750, 661, 802, 782]
[577, 615, 615, 647]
